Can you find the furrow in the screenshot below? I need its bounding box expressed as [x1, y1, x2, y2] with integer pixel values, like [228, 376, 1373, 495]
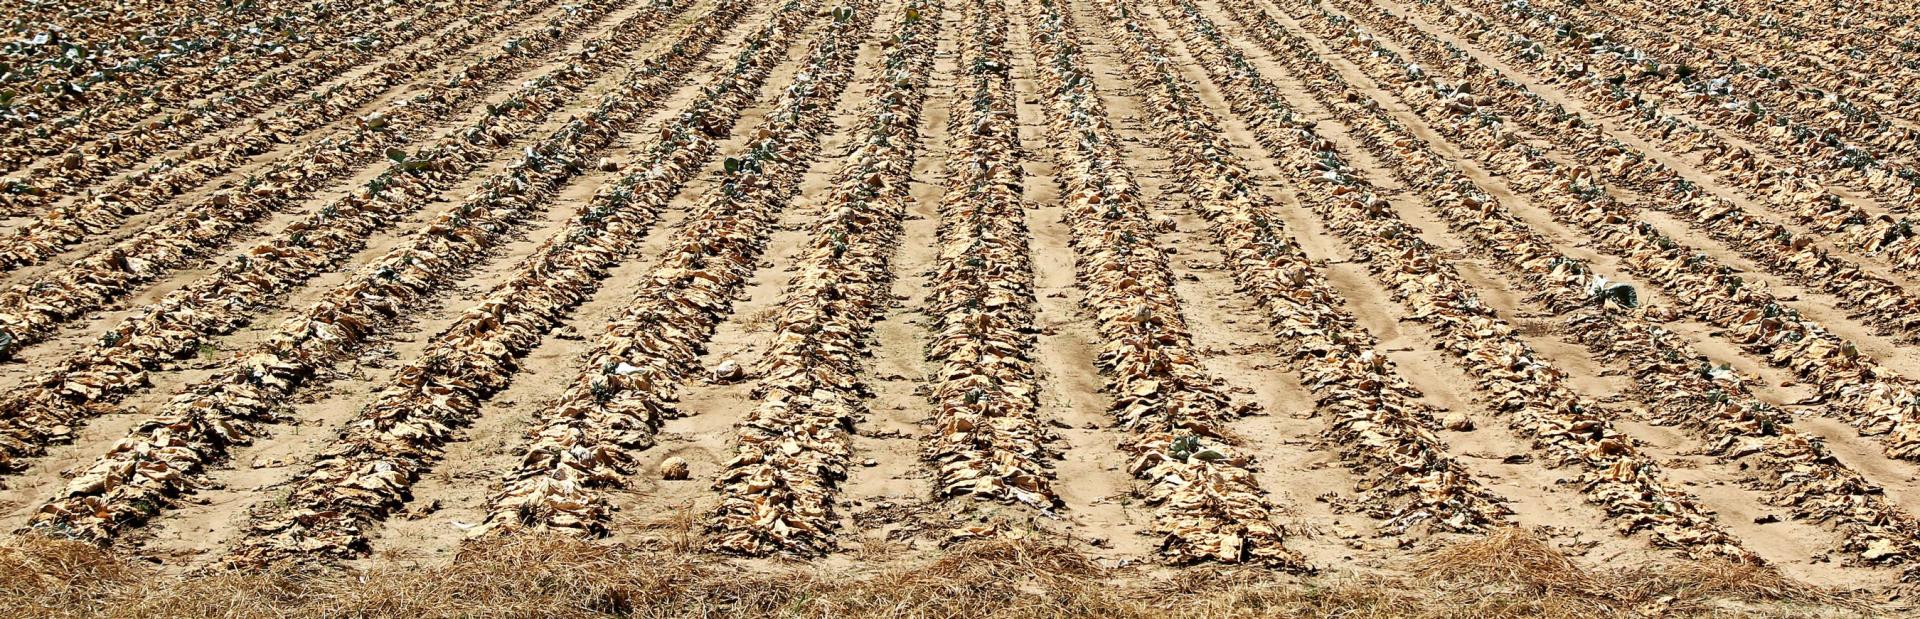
[1368, 0, 1920, 275]
[1015, 0, 1307, 569]
[1232, 0, 1920, 464]
[706, 0, 938, 558]
[0, 0, 644, 364]
[919, 0, 1060, 511]
[0, 1, 425, 132]
[1173, 0, 1920, 576]
[1526, 0, 1920, 139]
[211, 0, 769, 566]
[0, 0, 477, 189]
[1298, 0, 1920, 348]
[1403, 0, 1920, 212]
[21, 0, 748, 545]
[1178, 0, 1756, 563]
[1096, 0, 1511, 535]
[0, 0, 681, 480]
[471, 0, 876, 539]
[0, 0, 571, 265]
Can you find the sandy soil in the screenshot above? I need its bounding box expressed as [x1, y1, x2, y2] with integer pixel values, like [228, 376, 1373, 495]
[2, 0, 1917, 614]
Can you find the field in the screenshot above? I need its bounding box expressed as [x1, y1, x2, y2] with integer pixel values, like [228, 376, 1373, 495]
[1, 0, 1918, 615]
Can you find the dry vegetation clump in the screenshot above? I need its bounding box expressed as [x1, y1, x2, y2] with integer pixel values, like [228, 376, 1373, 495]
[7, 0, 1920, 614]
[0, 528, 1872, 618]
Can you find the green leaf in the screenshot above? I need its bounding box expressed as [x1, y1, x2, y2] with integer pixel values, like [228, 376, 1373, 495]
[385, 148, 408, 164]
[723, 157, 741, 173]
[905, 7, 921, 22]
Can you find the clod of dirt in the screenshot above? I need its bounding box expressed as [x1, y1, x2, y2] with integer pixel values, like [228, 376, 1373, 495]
[659, 457, 690, 481]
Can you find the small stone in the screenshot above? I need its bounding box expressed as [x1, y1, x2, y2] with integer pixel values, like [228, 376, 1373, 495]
[711, 358, 743, 382]
[1442, 412, 1475, 431]
[861, 458, 878, 467]
[659, 457, 690, 480]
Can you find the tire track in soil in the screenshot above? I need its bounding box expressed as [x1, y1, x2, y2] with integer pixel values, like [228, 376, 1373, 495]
[0, 2, 686, 531]
[995, 0, 1154, 563]
[57, 6, 733, 566]
[594, 1, 904, 550]
[350, 5, 818, 568]
[1159, 0, 1688, 567]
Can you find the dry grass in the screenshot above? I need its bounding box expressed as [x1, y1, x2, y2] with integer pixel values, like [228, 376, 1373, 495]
[0, 528, 1881, 618]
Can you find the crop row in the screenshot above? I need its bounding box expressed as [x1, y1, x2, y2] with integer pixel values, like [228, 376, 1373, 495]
[1101, 0, 1511, 536]
[473, 0, 877, 539]
[1186, 0, 1920, 574]
[1019, 0, 1305, 568]
[0, 0, 414, 148]
[1318, 0, 1920, 349]
[0, 0, 467, 184]
[920, 0, 1060, 511]
[1565, 0, 1920, 122]
[0, 0, 565, 241]
[221, 0, 775, 566]
[1178, 0, 1752, 562]
[708, 0, 939, 557]
[1271, 0, 1920, 462]
[0, 0, 675, 478]
[23, 0, 750, 545]
[1475, 0, 1920, 175]
[0, 0, 639, 372]
[1519, 0, 1920, 142]
[1416, 0, 1920, 212]
[1698, 0, 1920, 85]
[2, 2, 242, 86]
[1389, 0, 1920, 276]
